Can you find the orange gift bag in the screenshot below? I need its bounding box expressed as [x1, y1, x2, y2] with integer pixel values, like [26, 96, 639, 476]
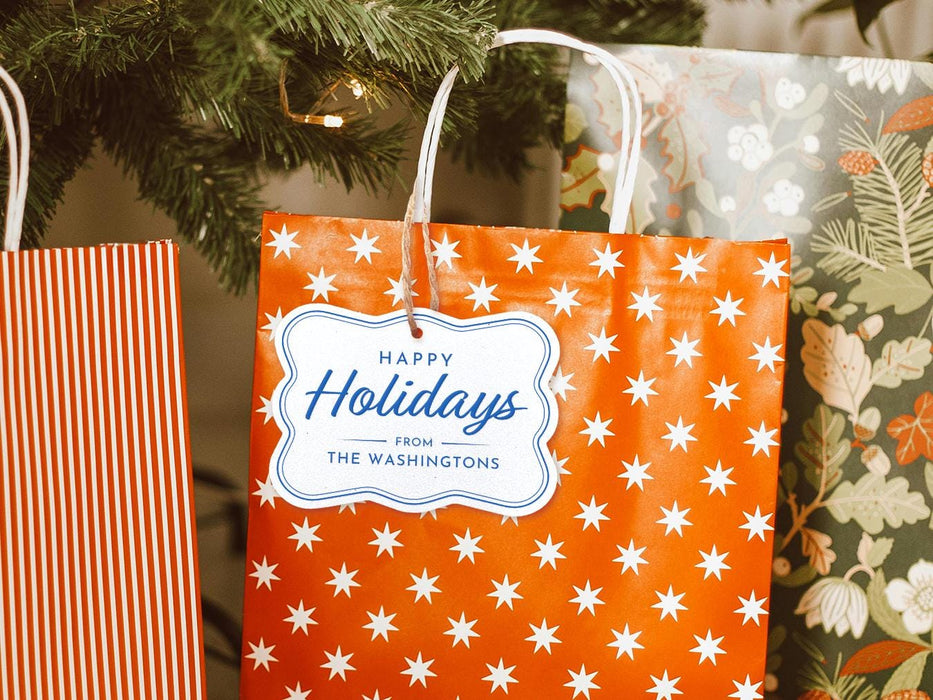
[0, 70, 206, 698]
[242, 29, 790, 698]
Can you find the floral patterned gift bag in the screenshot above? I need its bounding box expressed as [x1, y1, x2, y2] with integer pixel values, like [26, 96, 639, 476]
[242, 29, 791, 699]
[0, 69, 206, 697]
[560, 45, 933, 698]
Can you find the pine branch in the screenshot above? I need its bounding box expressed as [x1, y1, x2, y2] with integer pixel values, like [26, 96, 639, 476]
[811, 218, 885, 282]
[0, 0, 706, 289]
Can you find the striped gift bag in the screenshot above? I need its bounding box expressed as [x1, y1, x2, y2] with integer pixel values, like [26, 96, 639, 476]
[0, 69, 205, 697]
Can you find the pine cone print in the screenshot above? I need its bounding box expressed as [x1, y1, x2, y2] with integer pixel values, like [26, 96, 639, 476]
[838, 150, 877, 175]
[881, 691, 931, 700]
[922, 151, 933, 188]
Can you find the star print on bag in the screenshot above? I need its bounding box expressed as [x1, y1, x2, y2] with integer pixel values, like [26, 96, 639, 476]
[242, 212, 790, 697]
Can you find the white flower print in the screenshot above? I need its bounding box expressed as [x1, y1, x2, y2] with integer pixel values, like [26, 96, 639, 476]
[727, 124, 774, 172]
[802, 135, 820, 154]
[885, 559, 933, 634]
[774, 77, 806, 110]
[763, 179, 805, 217]
[836, 56, 912, 95]
[795, 577, 868, 639]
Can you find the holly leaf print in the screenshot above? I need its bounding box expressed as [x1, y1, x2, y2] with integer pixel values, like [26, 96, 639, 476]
[561, 145, 605, 212]
[657, 112, 708, 194]
[886, 391, 933, 465]
[801, 319, 872, 420]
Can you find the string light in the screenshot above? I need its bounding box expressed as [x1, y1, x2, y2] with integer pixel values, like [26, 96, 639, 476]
[278, 59, 347, 129]
[348, 79, 365, 98]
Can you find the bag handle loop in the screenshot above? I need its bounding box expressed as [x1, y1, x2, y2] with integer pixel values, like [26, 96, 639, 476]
[414, 29, 641, 234]
[400, 29, 642, 337]
[0, 67, 29, 253]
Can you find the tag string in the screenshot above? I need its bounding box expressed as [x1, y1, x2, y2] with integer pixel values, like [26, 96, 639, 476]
[401, 29, 642, 337]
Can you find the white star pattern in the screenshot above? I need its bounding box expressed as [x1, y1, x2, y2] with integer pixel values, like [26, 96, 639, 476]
[662, 417, 697, 452]
[465, 277, 500, 312]
[347, 229, 382, 263]
[711, 291, 746, 326]
[623, 371, 658, 406]
[696, 545, 731, 581]
[753, 252, 789, 288]
[745, 421, 779, 456]
[244, 220, 793, 696]
[657, 502, 693, 537]
[284, 600, 317, 634]
[701, 461, 736, 496]
[266, 224, 300, 258]
[618, 455, 653, 491]
[282, 682, 310, 700]
[580, 413, 614, 447]
[749, 337, 784, 372]
[250, 557, 280, 590]
[400, 653, 436, 688]
[729, 675, 764, 700]
[628, 286, 662, 321]
[252, 474, 279, 508]
[326, 563, 361, 598]
[432, 233, 462, 269]
[671, 247, 707, 283]
[488, 574, 523, 610]
[255, 395, 273, 424]
[321, 646, 356, 680]
[575, 496, 610, 531]
[526, 619, 561, 654]
[590, 243, 624, 278]
[407, 569, 441, 604]
[565, 664, 600, 699]
[584, 326, 620, 363]
[613, 539, 648, 575]
[363, 606, 398, 642]
[369, 523, 403, 558]
[261, 307, 284, 340]
[705, 375, 740, 411]
[546, 282, 581, 317]
[740, 506, 774, 542]
[482, 658, 518, 694]
[569, 580, 605, 616]
[532, 534, 566, 570]
[608, 624, 644, 660]
[734, 591, 768, 626]
[690, 630, 726, 665]
[549, 367, 576, 401]
[667, 332, 701, 367]
[304, 266, 338, 301]
[383, 275, 417, 307]
[552, 450, 571, 485]
[445, 612, 480, 648]
[450, 528, 484, 563]
[647, 670, 682, 700]
[289, 518, 322, 552]
[245, 638, 278, 671]
[508, 238, 542, 273]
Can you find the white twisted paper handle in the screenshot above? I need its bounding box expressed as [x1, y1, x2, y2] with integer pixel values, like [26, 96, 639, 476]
[401, 29, 642, 336]
[0, 66, 29, 253]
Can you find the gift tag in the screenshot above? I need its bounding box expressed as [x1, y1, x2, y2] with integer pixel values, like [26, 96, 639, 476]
[269, 305, 560, 516]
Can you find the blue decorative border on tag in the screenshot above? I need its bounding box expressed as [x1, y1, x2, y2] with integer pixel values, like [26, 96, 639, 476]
[271, 307, 558, 514]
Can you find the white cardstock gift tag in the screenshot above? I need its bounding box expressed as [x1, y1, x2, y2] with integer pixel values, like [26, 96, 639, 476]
[269, 305, 560, 516]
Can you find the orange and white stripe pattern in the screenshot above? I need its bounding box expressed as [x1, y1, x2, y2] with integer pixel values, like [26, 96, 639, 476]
[0, 241, 205, 699]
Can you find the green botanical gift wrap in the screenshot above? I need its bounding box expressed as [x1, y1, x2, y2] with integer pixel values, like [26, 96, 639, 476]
[561, 46, 933, 699]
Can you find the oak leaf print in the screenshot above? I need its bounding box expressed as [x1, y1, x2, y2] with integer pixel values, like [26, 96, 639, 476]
[887, 391, 933, 465]
[801, 319, 872, 419]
